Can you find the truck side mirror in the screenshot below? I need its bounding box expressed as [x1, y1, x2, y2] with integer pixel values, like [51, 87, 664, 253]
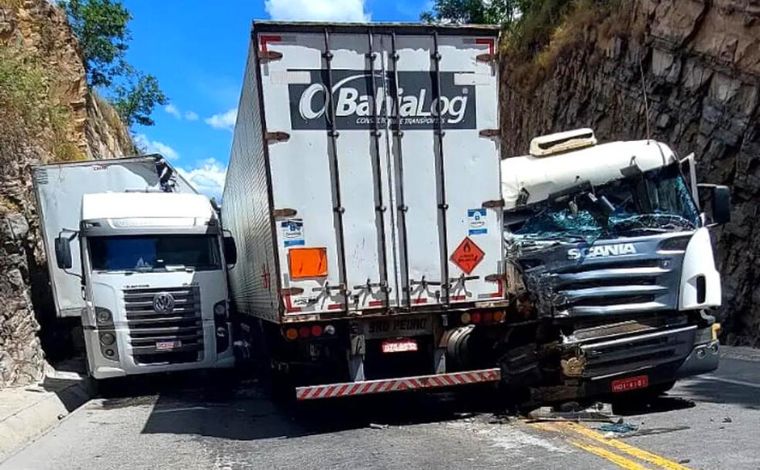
[698, 184, 731, 227]
[223, 235, 237, 267]
[710, 185, 731, 225]
[55, 236, 73, 269]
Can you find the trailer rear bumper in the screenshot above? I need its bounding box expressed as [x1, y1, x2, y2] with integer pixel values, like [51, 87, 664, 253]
[295, 368, 501, 400]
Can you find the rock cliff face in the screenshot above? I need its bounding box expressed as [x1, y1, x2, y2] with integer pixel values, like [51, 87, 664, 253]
[0, 0, 133, 387]
[501, 0, 760, 345]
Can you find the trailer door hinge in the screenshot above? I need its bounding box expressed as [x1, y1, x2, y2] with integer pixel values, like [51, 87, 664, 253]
[273, 208, 297, 219]
[258, 50, 283, 63]
[482, 199, 504, 209]
[476, 53, 497, 63]
[479, 129, 500, 139]
[266, 131, 290, 143]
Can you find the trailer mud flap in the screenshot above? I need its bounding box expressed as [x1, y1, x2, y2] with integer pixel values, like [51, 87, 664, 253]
[295, 368, 500, 400]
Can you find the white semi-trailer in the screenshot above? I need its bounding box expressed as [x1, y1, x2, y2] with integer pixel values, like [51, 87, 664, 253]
[224, 22, 505, 400]
[33, 157, 236, 379]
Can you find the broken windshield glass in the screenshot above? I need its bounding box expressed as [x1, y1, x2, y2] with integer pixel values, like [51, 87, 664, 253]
[505, 162, 699, 242]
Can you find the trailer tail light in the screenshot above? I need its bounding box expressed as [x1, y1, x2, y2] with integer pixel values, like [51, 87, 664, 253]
[311, 325, 323, 337]
[461, 311, 505, 325]
[288, 247, 328, 279]
[285, 328, 299, 341]
[324, 324, 336, 336]
[298, 326, 311, 338]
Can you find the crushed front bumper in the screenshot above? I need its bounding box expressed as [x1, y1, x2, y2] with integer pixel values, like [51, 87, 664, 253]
[575, 324, 719, 398]
[535, 325, 719, 401]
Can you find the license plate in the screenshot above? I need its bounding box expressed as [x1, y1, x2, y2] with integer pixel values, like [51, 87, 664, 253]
[611, 375, 649, 393]
[381, 339, 418, 354]
[364, 316, 430, 340]
[155, 340, 181, 351]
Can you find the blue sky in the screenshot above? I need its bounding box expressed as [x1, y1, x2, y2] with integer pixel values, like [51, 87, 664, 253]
[122, 0, 432, 199]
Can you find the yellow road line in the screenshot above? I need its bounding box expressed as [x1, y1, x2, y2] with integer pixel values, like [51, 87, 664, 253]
[529, 421, 690, 470]
[569, 440, 648, 470]
[557, 422, 689, 470]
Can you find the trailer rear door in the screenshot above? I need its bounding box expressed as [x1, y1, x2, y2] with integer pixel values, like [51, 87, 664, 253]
[256, 24, 501, 316]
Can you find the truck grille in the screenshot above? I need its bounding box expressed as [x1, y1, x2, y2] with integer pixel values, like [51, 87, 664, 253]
[552, 258, 678, 316]
[123, 287, 204, 365]
[580, 325, 696, 379]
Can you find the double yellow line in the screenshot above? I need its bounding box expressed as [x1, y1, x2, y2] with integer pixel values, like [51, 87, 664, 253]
[530, 421, 690, 470]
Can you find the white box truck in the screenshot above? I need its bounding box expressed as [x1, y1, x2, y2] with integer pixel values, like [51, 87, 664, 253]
[33, 156, 236, 379]
[224, 22, 505, 400]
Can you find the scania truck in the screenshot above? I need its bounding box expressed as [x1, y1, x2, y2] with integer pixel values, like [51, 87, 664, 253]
[223, 21, 729, 402]
[500, 128, 729, 401]
[33, 156, 236, 379]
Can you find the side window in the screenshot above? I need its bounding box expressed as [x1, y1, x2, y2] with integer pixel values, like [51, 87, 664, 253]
[680, 153, 699, 209]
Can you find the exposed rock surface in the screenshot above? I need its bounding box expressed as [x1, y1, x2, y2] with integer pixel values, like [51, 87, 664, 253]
[501, 0, 760, 346]
[0, 0, 133, 387]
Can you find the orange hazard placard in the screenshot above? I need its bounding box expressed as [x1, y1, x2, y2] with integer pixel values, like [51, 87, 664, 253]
[289, 247, 328, 279]
[450, 237, 485, 274]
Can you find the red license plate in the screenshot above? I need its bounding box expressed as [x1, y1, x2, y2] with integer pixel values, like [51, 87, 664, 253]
[381, 339, 418, 354]
[611, 375, 649, 393]
[155, 340, 181, 351]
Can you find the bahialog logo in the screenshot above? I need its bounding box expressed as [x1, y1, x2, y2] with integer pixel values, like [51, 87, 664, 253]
[288, 70, 476, 130]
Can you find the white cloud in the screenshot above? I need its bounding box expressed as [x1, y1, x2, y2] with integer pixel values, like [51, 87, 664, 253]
[134, 134, 180, 161]
[265, 0, 369, 22]
[184, 111, 199, 121]
[179, 158, 227, 201]
[164, 104, 181, 119]
[204, 108, 238, 131]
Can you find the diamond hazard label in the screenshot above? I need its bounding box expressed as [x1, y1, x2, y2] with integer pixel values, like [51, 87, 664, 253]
[450, 237, 485, 274]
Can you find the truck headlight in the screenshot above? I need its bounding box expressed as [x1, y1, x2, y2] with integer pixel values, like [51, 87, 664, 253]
[213, 301, 228, 319]
[99, 332, 116, 345]
[95, 308, 112, 325]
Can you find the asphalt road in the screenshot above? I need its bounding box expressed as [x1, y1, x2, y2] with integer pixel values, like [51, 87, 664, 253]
[3, 347, 760, 470]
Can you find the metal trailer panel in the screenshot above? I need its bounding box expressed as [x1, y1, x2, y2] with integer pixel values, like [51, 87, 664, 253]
[225, 22, 501, 323]
[32, 156, 196, 318]
[221, 45, 280, 322]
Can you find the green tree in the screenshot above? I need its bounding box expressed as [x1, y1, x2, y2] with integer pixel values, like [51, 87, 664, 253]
[62, 0, 130, 88]
[420, 0, 529, 25]
[112, 71, 167, 127]
[62, 0, 166, 127]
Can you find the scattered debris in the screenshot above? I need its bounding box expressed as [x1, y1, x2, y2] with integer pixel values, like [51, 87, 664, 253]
[722, 417, 733, 423]
[369, 423, 388, 430]
[599, 422, 638, 435]
[488, 414, 514, 425]
[527, 402, 615, 423]
[678, 459, 691, 464]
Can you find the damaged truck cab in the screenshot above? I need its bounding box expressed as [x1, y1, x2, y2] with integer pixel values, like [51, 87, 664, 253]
[500, 129, 730, 400]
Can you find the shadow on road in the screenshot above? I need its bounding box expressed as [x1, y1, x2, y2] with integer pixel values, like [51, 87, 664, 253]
[95, 370, 509, 441]
[675, 377, 760, 410]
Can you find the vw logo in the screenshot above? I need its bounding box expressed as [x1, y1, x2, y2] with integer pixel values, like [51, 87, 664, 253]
[152, 292, 175, 314]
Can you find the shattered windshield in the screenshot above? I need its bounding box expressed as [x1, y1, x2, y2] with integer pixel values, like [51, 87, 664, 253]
[505, 162, 700, 242]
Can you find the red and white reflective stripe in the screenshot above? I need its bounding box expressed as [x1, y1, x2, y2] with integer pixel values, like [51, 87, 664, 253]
[295, 368, 501, 400]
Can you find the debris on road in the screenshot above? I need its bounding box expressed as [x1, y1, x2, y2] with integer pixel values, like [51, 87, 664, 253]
[527, 402, 615, 423]
[369, 423, 389, 430]
[598, 421, 639, 435]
